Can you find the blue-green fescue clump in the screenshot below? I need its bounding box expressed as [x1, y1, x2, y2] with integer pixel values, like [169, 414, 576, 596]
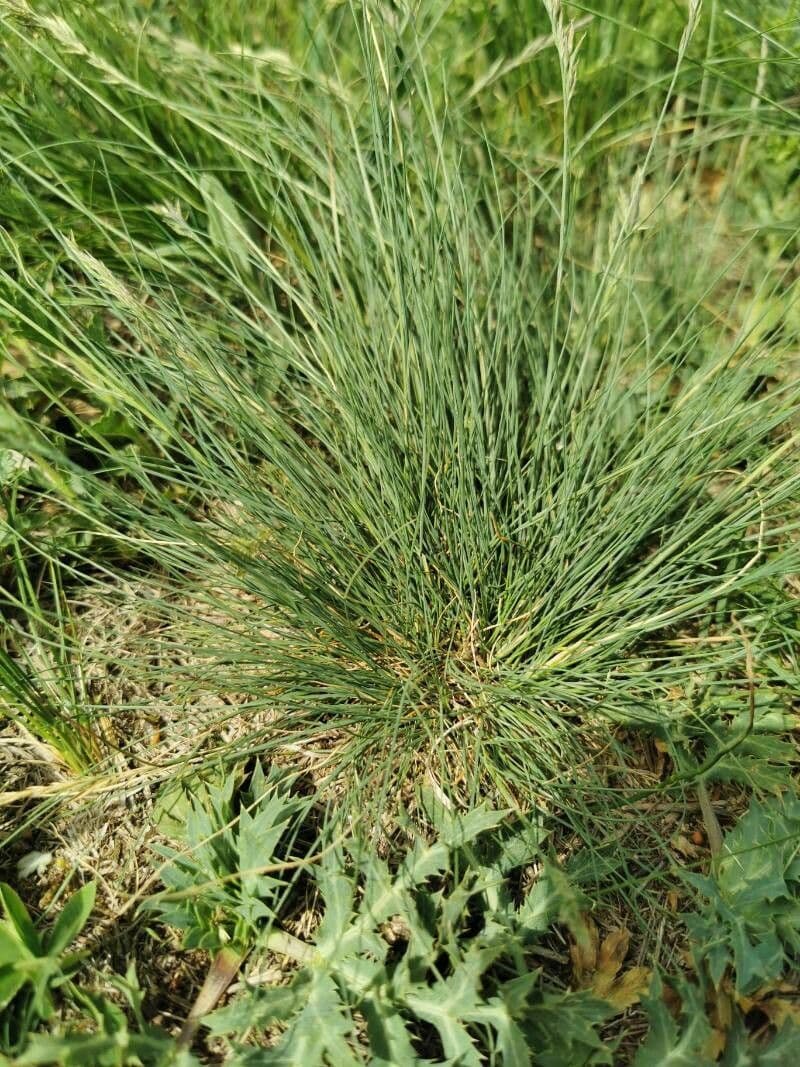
[1, 0, 800, 1061]
[0, 0, 798, 819]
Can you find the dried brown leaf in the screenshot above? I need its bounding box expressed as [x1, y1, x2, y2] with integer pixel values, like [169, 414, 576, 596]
[569, 915, 599, 983]
[671, 833, 700, 859]
[593, 927, 630, 994]
[705, 1029, 727, 1059]
[603, 965, 652, 1010]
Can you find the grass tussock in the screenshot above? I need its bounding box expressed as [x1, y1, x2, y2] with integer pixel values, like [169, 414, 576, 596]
[1, 0, 799, 1062]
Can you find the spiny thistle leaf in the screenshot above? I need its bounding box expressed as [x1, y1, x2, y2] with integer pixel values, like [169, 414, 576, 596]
[144, 765, 309, 953]
[683, 795, 800, 994]
[633, 973, 714, 1066]
[208, 809, 613, 1063]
